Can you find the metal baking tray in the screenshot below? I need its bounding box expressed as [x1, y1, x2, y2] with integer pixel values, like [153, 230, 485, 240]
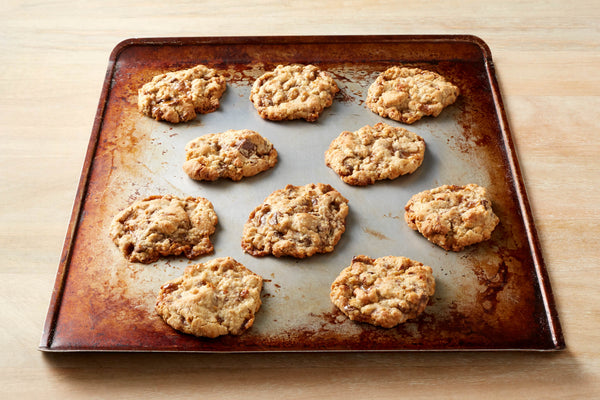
[40, 35, 564, 352]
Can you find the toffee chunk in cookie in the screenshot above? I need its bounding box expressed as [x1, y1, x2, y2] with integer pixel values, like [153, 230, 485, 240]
[366, 66, 459, 124]
[249, 64, 339, 122]
[110, 195, 218, 263]
[241, 183, 349, 258]
[183, 129, 278, 181]
[404, 184, 499, 251]
[155, 257, 263, 338]
[325, 122, 425, 185]
[138, 65, 226, 123]
[330, 255, 435, 328]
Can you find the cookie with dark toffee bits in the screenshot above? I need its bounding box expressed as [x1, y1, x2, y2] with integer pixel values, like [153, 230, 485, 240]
[366, 66, 459, 124]
[109, 195, 218, 263]
[155, 257, 263, 338]
[241, 183, 349, 258]
[183, 129, 278, 181]
[330, 255, 435, 328]
[404, 184, 499, 251]
[138, 64, 226, 123]
[325, 122, 425, 185]
[249, 64, 339, 122]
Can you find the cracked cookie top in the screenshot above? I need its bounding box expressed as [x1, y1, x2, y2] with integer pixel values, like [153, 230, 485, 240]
[241, 183, 349, 258]
[249, 64, 339, 122]
[183, 129, 278, 181]
[138, 64, 226, 123]
[155, 257, 263, 338]
[404, 184, 499, 251]
[109, 195, 218, 263]
[366, 66, 459, 124]
[325, 122, 425, 186]
[330, 255, 435, 328]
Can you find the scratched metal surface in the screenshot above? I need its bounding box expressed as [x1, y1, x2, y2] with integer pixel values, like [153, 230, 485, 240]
[41, 36, 563, 351]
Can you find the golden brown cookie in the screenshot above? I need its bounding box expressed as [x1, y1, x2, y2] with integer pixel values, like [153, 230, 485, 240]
[404, 184, 499, 251]
[330, 255, 435, 328]
[109, 195, 218, 263]
[183, 129, 278, 181]
[249, 64, 339, 122]
[366, 66, 459, 124]
[241, 183, 349, 258]
[138, 65, 226, 123]
[155, 257, 263, 338]
[325, 122, 425, 185]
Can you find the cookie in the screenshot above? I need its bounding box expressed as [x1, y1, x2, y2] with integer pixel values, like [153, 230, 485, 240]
[138, 65, 226, 123]
[183, 129, 278, 181]
[110, 195, 218, 263]
[155, 257, 263, 338]
[404, 184, 499, 251]
[330, 255, 435, 328]
[241, 183, 349, 258]
[366, 66, 459, 124]
[325, 122, 425, 185]
[249, 64, 339, 122]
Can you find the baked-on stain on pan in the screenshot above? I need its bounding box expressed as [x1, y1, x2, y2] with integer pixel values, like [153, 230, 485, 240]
[40, 35, 564, 352]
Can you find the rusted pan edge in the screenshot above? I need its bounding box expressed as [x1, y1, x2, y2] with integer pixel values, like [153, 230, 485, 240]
[38, 46, 119, 351]
[39, 348, 561, 354]
[112, 34, 487, 44]
[482, 52, 565, 350]
[108, 33, 490, 62]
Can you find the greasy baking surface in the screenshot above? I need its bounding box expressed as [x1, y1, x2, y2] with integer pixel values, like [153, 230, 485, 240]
[40, 35, 563, 351]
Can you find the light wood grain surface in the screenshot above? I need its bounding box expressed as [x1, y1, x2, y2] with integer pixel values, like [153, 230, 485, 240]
[1, 1, 599, 398]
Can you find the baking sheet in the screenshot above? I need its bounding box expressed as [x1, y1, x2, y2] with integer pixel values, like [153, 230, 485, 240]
[40, 35, 564, 351]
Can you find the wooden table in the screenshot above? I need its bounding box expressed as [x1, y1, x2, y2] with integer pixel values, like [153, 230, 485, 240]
[2, 1, 598, 398]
